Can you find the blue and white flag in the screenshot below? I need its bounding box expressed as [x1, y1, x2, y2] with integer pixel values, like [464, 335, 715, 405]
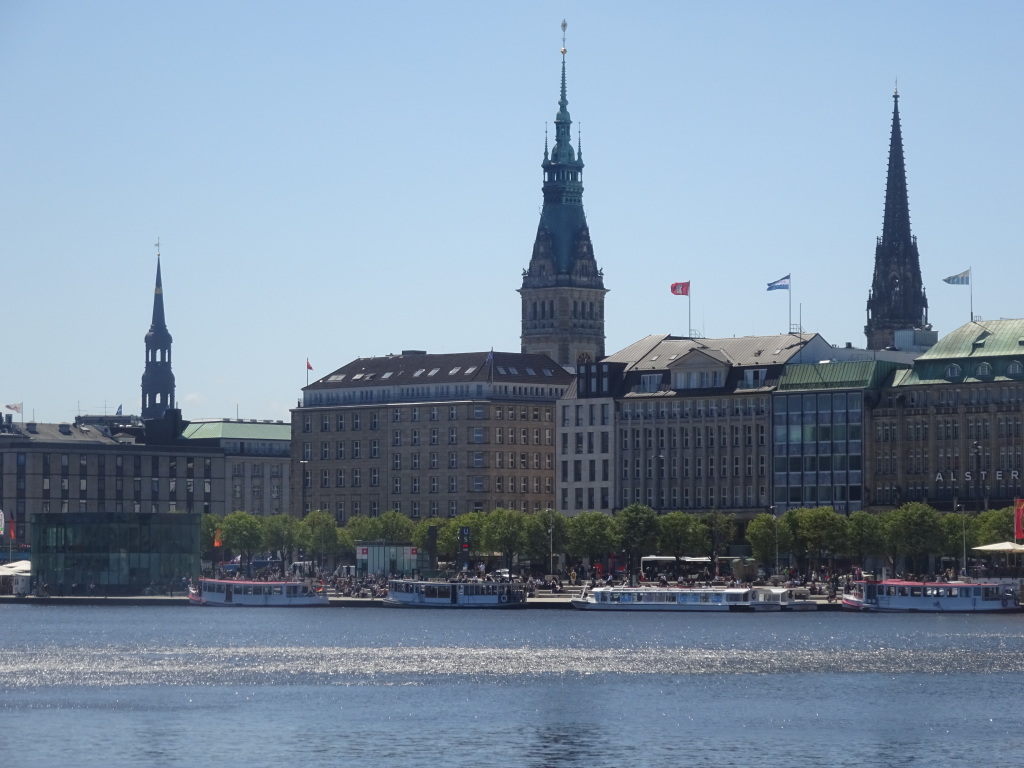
[766, 274, 791, 291]
[116, 404, 122, 416]
[943, 269, 970, 285]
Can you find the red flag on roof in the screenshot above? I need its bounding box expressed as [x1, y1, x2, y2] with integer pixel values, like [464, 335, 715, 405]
[670, 282, 690, 296]
[306, 359, 313, 371]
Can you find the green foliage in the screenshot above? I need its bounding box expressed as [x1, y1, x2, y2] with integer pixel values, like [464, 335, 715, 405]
[220, 510, 265, 571]
[303, 509, 339, 563]
[345, 515, 381, 543]
[792, 506, 848, 568]
[699, 509, 735, 559]
[262, 514, 306, 570]
[658, 511, 707, 560]
[523, 509, 567, 568]
[483, 508, 528, 568]
[745, 513, 790, 570]
[566, 511, 617, 562]
[976, 507, 1015, 545]
[615, 504, 660, 571]
[845, 511, 884, 564]
[378, 510, 415, 543]
[200, 513, 223, 561]
[882, 503, 943, 575]
[938, 512, 977, 559]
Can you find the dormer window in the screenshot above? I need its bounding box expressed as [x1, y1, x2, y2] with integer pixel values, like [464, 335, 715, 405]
[1008, 361, 1023, 376]
[945, 364, 962, 379]
[976, 362, 993, 378]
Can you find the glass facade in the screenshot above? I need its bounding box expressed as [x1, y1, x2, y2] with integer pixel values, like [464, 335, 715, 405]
[30, 512, 200, 596]
[772, 392, 863, 513]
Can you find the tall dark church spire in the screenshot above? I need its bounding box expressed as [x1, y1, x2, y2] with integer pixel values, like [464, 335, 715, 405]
[519, 20, 607, 370]
[141, 246, 175, 419]
[865, 88, 929, 350]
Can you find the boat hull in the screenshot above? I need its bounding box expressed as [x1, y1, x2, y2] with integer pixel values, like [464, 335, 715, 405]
[841, 579, 1021, 613]
[188, 579, 329, 607]
[385, 579, 528, 608]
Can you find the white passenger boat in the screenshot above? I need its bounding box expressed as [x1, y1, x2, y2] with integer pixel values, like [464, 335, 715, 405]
[570, 584, 782, 612]
[383, 578, 528, 608]
[188, 577, 329, 607]
[759, 586, 819, 611]
[841, 579, 1020, 613]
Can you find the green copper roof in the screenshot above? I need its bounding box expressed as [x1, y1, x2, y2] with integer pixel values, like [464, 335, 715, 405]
[777, 360, 905, 392]
[898, 319, 1024, 386]
[181, 420, 290, 442]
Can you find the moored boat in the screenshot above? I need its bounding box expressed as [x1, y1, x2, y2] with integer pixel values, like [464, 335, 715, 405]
[569, 584, 785, 612]
[188, 577, 329, 607]
[383, 578, 528, 608]
[841, 579, 1020, 613]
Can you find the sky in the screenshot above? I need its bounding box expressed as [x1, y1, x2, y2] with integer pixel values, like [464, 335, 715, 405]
[3, 2, 1023, 425]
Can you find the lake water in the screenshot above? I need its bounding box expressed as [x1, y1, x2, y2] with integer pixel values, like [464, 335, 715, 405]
[2, 605, 1024, 767]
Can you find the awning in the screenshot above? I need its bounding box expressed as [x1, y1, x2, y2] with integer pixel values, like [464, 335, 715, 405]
[0, 560, 31, 576]
[972, 542, 1024, 554]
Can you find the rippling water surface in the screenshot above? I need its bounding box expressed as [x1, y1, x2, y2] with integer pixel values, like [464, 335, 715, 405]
[3, 605, 1024, 767]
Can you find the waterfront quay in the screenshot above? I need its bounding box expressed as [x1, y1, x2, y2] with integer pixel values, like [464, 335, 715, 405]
[0, 590, 843, 609]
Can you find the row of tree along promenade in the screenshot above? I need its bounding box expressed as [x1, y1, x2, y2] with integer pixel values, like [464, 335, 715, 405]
[205, 502, 1022, 582]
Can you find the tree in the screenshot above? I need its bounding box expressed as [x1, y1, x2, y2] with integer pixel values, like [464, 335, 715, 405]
[882, 503, 943, 576]
[263, 514, 303, 572]
[938, 512, 978, 571]
[524, 509, 568, 572]
[304, 510, 339, 568]
[700, 510, 735, 576]
[845, 511, 884, 566]
[345, 515, 381, 543]
[566, 511, 617, 566]
[378, 510, 415, 543]
[615, 504, 659, 577]
[200, 513, 224, 563]
[793, 506, 848, 571]
[745, 513, 791, 573]
[220, 510, 265, 576]
[976, 506, 1014, 545]
[483, 508, 528, 569]
[658, 511, 707, 571]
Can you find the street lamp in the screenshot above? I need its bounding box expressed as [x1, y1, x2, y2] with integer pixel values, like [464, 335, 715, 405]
[548, 524, 553, 576]
[771, 505, 779, 578]
[299, 459, 309, 517]
[955, 503, 966, 577]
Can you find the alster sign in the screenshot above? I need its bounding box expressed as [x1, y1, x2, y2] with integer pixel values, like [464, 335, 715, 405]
[935, 470, 1021, 482]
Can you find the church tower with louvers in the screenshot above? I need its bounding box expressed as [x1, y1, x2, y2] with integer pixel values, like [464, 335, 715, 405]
[519, 22, 606, 371]
[141, 254, 176, 419]
[865, 88, 929, 351]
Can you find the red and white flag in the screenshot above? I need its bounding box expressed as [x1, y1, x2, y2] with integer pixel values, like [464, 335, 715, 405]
[5, 403, 22, 413]
[670, 282, 690, 296]
[1015, 498, 1024, 540]
[306, 359, 313, 371]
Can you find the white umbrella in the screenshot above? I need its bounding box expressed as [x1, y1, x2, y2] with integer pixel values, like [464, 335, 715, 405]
[972, 542, 1024, 553]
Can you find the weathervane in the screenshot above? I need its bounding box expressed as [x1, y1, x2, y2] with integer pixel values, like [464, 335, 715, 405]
[561, 19, 567, 56]
[155, 237, 161, 257]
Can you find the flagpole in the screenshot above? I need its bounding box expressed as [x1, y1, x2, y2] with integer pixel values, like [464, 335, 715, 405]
[688, 291, 692, 337]
[788, 278, 792, 333]
[969, 266, 974, 322]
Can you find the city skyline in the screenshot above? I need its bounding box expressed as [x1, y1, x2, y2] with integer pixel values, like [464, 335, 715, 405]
[3, 2, 1022, 424]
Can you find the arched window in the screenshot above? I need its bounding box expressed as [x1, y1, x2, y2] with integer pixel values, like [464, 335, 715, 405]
[945, 364, 962, 379]
[977, 362, 993, 377]
[1008, 361, 1023, 376]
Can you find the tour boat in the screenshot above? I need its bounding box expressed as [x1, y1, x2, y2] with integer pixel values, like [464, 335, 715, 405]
[383, 578, 528, 608]
[570, 584, 788, 612]
[841, 579, 1021, 613]
[188, 577, 329, 607]
[757, 586, 819, 611]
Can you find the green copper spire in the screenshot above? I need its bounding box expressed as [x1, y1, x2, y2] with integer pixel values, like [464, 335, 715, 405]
[520, 20, 606, 369]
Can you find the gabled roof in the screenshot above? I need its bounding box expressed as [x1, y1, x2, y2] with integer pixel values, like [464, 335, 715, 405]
[606, 333, 826, 372]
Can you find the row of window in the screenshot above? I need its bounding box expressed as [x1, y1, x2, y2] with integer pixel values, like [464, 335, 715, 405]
[8, 453, 213, 477]
[303, 405, 555, 433]
[617, 425, 769, 452]
[620, 398, 770, 420]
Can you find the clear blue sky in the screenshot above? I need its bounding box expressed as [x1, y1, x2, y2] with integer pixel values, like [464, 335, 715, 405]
[3, 2, 1022, 424]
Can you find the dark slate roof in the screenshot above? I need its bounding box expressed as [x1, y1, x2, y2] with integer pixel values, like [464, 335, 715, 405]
[304, 351, 573, 391]
[604, 333, 826, 371]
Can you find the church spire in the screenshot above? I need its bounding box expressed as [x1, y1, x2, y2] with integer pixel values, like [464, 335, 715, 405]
[519, 20, 607, 370]
[142, 242, 175, 419]
[865, 88, 929, 350]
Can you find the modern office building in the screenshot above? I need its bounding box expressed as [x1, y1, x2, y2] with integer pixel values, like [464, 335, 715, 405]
[292, 350, 572, 521]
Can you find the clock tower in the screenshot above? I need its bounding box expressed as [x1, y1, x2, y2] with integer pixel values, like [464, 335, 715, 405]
[519, 21, 607, 370]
